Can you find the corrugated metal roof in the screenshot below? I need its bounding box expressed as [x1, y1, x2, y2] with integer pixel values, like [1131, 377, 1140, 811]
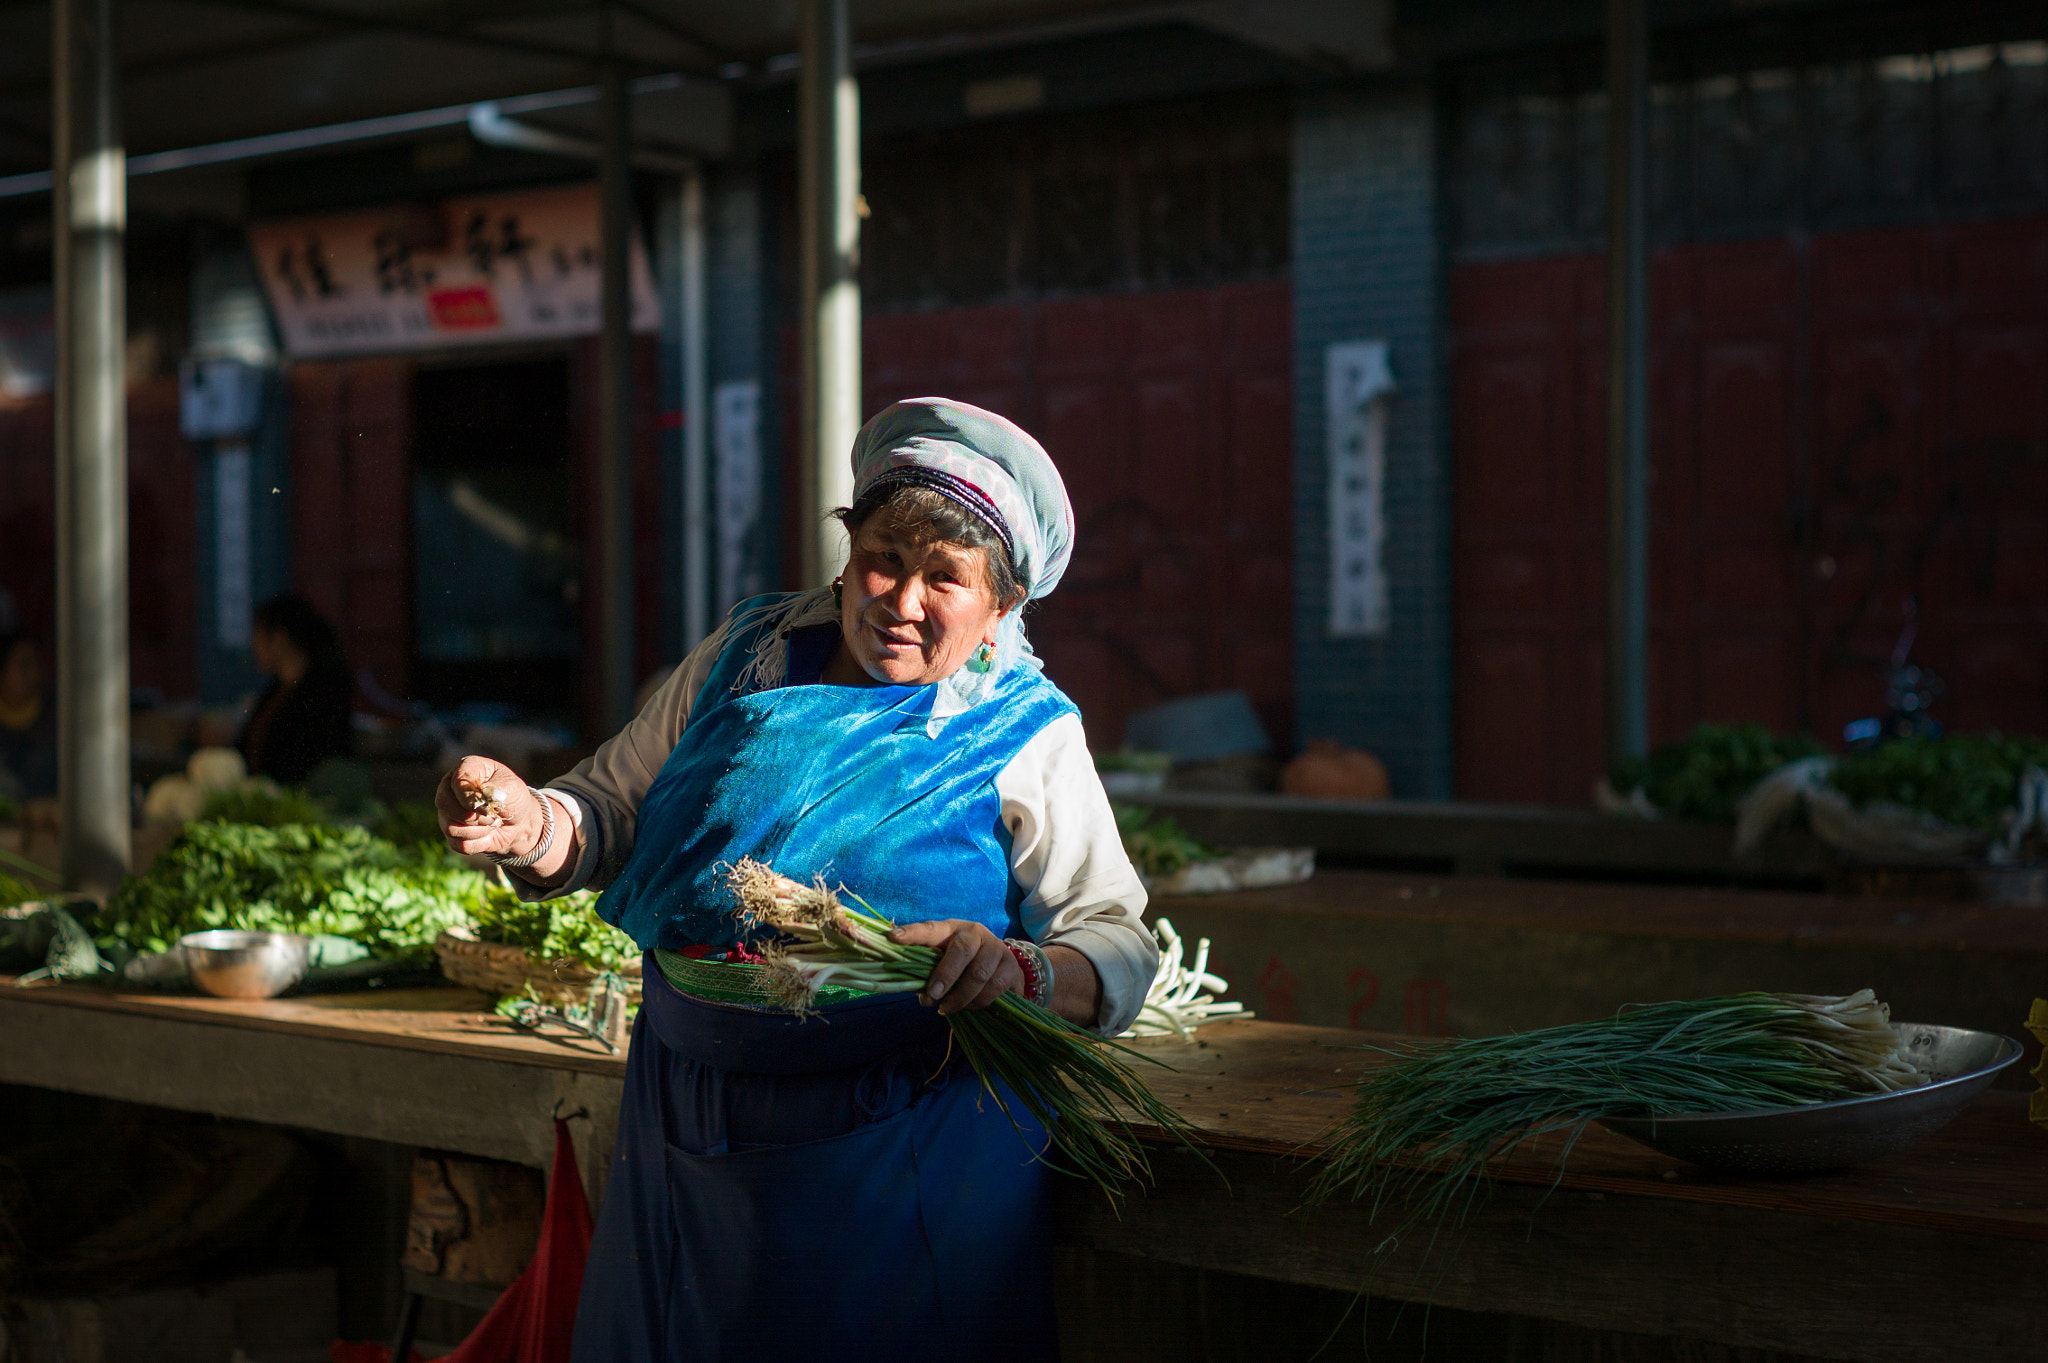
[0, 0, 1390, 177]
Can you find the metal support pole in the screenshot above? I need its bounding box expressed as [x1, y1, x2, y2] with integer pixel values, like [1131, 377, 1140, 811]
[797, 0, 860, 586]
[1605, 0, 1650, 766]
[53, 0, 129, 892]
[597, 62, 635, 732]
[680, 165, 709, 649]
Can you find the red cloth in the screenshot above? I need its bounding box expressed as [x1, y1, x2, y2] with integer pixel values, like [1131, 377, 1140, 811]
[332, 1119, 595, 1363]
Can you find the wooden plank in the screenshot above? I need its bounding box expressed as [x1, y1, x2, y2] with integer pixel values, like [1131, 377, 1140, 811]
[1151, 870, 2048, 950]
[1117, 1019, 2048, 1244]
[0, 986, 622, 1198]
[1142, 870, 2048, 1040]
[4, 983, 2043, 1250]
[1136, 792, 1829, 880]
[0, 979, 625, 1077]
[1057, 1145, 2048, 1362]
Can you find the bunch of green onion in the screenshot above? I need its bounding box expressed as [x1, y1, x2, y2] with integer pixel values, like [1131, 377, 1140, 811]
[1311, 991, 1923, 1225]
[727, 858, 1205, 1199]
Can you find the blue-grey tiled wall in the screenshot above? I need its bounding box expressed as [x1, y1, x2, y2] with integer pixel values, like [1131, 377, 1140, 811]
[1292, 83, 1454, 798]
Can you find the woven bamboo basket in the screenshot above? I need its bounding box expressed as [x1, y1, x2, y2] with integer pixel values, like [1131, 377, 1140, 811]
[434, 927, 642, 1008]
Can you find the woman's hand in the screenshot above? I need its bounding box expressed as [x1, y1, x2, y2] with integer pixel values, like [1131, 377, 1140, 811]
[890, 920, 1022, 1016]
[435, 756, 550, 863]
[888, 920, 1104, 1028]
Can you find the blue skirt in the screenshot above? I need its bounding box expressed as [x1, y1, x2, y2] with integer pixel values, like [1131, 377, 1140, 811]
[569, 958, 1057, 1363]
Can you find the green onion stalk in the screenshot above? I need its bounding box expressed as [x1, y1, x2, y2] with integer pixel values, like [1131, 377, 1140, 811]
[1310, 991, 1924, 1232]
[727, 858, 1208, 1201]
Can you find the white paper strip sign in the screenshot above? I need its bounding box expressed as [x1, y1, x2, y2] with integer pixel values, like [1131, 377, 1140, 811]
[214, 443, 253, 649]
[713, 379, 763, 616]
[1326, 339, 1396, 638]
[248, 184, 661, 358]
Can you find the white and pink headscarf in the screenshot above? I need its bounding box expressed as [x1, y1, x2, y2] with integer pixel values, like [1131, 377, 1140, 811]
[849, 397, 1075, 725]
[850, 397, 1074, 602]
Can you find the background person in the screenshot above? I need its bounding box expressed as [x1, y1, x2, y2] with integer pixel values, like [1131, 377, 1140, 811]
[0, 630, 57, 801]
[238, 594, 353, 785]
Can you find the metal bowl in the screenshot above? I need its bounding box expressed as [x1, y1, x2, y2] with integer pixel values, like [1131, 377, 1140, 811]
[180, 929, 312, 1000]
[1597, 1023, 2023, 1175]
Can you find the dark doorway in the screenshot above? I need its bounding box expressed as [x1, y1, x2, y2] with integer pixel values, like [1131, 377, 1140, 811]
[410, 357, 578, 725]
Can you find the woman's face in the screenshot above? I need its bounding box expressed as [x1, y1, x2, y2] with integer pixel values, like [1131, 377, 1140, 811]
[838, 520, 1014, 687]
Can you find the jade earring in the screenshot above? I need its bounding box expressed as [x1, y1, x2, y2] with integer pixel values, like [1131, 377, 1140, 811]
[968, 640, 998, 674]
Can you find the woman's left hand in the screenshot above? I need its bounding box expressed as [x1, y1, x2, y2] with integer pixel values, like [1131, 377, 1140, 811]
[889, 920, 1022, 1016]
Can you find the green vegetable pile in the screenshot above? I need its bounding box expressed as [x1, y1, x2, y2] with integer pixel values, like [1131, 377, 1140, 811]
[1609, 723, 1825, 822]
[1310, 991, 1920, 1241]
[100, 822, 483, 959]
[468, 883, 638, 976]
[1830, 733, 2048, 835]
[99, 813, 636, 976]
[1093, 748, 1173, 775]
[1, 845, 51, 909]
[1112, 804, 1216, 878]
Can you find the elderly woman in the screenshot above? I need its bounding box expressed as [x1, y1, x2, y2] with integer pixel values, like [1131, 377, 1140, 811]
[437, 398, 1153, 1362]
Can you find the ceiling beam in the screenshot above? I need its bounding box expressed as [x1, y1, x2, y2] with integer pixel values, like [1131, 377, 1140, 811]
[599, 0, 725, 67]
[0, 0, 721, 95]
[193, 0, 649, 69]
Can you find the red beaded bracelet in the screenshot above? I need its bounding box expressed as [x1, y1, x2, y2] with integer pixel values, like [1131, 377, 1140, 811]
[1003, 938, 1053, 1008]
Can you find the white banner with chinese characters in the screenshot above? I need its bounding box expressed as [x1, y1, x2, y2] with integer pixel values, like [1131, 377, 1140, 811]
[1326, 339, 1395, 637]
[248, 184, 661, 358]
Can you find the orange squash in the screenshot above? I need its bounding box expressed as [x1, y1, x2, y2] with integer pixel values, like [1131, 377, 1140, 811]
[1280, 740, 1391, 801]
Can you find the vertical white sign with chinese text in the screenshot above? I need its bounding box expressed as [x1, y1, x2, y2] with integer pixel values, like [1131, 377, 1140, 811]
[215, 443, 253, 648]
[713, 380, 763, 616]
[1326, 340, 1396, 637]
[248, 185, 660, 358]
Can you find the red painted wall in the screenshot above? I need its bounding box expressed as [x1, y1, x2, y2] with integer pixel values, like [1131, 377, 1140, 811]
[1453, 219, 2048, 804]
[290, 358, 416, 705]
[791, 280, 1295, 751]
[0, 379, 195, 700]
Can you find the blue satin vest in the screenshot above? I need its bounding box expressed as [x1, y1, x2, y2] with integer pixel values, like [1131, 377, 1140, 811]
[595, 595, 1079, 951]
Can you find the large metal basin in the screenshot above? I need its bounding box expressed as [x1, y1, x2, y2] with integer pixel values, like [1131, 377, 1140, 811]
[1597, 1023, 2023, 1175]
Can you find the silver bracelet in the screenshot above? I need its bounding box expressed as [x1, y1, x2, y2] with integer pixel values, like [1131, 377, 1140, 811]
[489, 790, 556, 869]
[1004, 937, 1055, 1009]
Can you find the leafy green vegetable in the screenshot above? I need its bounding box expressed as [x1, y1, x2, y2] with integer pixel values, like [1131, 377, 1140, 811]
[0, 872, 38, 908]
[467, 883, 637, 975]
[98, 822, 481, 959]
[1609, 723, 1825, 822]
[1830, 733, 2048, 835]
[199, 783, 333, 828]
[1112, 804, 1216, 878]
[1309, 992, 1919, 1244]
[1094, 748, 1173, 775]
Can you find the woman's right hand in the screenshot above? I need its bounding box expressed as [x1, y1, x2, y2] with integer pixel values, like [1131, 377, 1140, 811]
[435, 756, 549, 862]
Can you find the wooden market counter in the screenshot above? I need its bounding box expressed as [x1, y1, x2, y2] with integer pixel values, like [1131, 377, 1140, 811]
[4, 980, 2047, 1358]
[1149, 869, 2048, 1043]
[1134, 791, 1833, 883]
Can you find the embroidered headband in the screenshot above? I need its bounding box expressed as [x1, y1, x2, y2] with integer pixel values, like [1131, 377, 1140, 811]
[853, 465, 1020, 571]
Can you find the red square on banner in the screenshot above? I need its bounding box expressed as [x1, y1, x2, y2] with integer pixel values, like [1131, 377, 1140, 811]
[429, 286, 500, 330]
